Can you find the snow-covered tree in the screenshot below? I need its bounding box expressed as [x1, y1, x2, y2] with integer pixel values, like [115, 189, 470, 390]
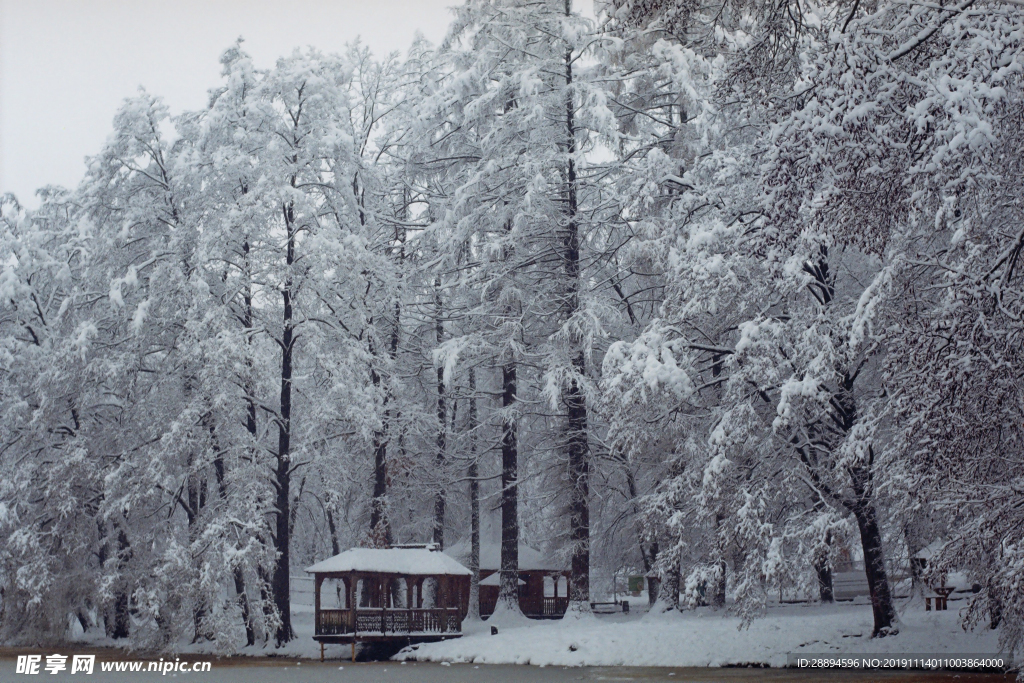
[3, 0, 1023, 656]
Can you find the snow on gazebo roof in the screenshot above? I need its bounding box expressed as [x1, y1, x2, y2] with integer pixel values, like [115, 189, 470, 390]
[478, 573, 526, 587]
[444, 539, 565, 572]
[305, 546, 472, 576]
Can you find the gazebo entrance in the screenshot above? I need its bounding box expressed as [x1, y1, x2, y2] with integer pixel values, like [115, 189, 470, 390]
[305, 544, 472, 661]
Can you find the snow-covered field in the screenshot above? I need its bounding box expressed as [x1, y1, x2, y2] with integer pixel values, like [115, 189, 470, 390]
[392, 600, 1003, 668]
[66, 592, 1005, 669]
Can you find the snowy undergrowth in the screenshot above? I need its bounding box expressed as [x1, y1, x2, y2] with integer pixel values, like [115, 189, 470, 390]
[394, 602, 1003, 668]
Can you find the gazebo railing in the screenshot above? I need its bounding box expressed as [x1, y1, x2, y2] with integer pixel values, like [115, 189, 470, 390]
[541, 597, 569, 616]
[318, 609, 349, 635]
[316, 608, 462, 636]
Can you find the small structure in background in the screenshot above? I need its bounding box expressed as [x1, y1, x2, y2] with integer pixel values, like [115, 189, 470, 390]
[926, 586, 954, 611]
[913, 543, 965, 611]
[305, 543, 471, 661]
[832, 560, 872, 601]
[445, 541, 571, 619]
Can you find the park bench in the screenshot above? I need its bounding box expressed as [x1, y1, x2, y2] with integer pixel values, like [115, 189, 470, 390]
[590, 600, 629, 614]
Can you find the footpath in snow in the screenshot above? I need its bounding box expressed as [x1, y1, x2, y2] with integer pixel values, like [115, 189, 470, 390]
[393, 601, 1004, 668]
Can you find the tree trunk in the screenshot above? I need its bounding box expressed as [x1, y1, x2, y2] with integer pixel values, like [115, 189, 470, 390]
[258, 566, 275, 643]
[182, 376, 210, 643]
[433, 282, 447, 549]
[369, 363, 391, 545]
[625, 463, 661, 605]
[989, 591, 1002, 630]
[846, 450, 897, 635]
[369, 232, 403, 547]
[230, 569, 254, 647]
[272, 201, 296, 645]
[852, 496, 897, 635]
[711, 513, 727, 609]
[660, 549, 681, 611]
[289, 476, 306, 541]
[467, 368, 481, 619]
[815, 561, 831, 602]
[109, 528, 131, 640]
[187, 469, 210, 642]
[242, 239, 258, 445]
[96, 523, 109, 634]
[903, 514, 929, 594]
[326, 508, 341, 557]
[814, 530, 834, 603]
[841, 428, 895, 636]
[236, 272, 258, 647]
[624, 466, 651, 576]
[499, 362, 520, 610]
[212, 432, 255, 647]
[647, 542, 660, 606]
[815, 558, 834, 604]
[793, 280, 894, 635]
[712, 559, 727, 609]
[566, 367, 590, 610]
[562, 10, 590, 612]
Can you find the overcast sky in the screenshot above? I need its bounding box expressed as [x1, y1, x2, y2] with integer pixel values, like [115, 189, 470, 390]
[0, 0, 456, 207]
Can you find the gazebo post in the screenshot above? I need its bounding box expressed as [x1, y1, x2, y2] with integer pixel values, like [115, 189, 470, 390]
[382, 575, 388, 635]
[348, 573, 357, 633]
[351, 571, 358, 662]
[314, 573, 323, 635]
[440, 575, 449, 632]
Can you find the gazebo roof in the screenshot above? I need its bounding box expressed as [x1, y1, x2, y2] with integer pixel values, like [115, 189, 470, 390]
[444, 540, 565, 572]
[478, 573, 526, 587]
[305, 547, 472, 576]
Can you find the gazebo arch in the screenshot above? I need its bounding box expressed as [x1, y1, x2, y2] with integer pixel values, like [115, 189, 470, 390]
[305, 544, 471, 661]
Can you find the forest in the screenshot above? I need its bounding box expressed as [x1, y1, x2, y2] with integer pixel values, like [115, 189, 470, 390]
[0, 0, 1021, 661]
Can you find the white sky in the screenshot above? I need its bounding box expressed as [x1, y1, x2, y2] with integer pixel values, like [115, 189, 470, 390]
[0, 0, 457, 208]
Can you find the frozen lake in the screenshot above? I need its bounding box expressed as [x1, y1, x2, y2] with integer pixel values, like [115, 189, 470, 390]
[0, 657, 1015, 683]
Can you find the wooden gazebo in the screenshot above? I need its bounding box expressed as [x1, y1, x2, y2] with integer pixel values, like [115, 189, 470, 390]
[445, 540, 571, 618]
[305, 544, 472, 661]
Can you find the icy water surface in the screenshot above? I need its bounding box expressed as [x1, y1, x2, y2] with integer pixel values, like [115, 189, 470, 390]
[0, 656, 1016, 683]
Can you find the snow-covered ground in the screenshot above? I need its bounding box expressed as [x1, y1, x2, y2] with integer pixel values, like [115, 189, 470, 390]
[393, 600, 1004, 668]
[65, 592, 1005, 668]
